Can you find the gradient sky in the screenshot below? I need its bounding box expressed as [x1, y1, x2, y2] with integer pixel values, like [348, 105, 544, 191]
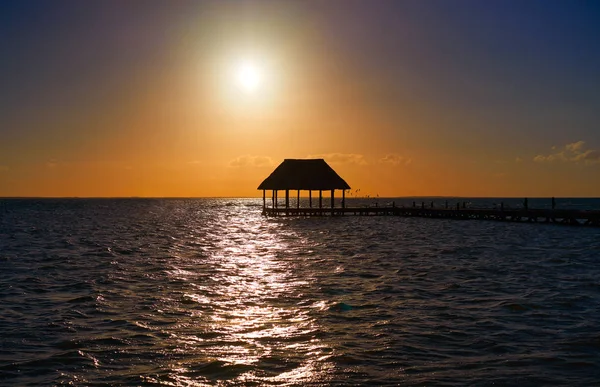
[1, 0, 600, 197]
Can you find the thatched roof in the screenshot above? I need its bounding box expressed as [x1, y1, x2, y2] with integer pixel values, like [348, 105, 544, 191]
[257, 159, 350, 190]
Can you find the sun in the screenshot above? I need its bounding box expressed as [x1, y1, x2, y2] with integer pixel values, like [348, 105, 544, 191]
[235, 61, 262, 93]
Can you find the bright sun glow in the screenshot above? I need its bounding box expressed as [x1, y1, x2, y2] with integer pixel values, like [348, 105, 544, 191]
[235, 61, 262, 93]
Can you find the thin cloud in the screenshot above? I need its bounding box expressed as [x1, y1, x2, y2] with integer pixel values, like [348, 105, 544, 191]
[307, 153, 368, 165]
[566, 141, 584, 152]
[379, 153, 412, 166]
[573, 149, 600, 162]
[534, 141, 600, 165]
[46, 160, 59, 168]
[229, 155, 274, 168]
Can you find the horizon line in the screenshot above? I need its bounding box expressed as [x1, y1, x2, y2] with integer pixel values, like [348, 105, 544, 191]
[1, 196, 599, 200]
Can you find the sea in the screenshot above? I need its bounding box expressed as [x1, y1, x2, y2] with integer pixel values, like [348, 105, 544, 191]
[1, 197, 600, 386]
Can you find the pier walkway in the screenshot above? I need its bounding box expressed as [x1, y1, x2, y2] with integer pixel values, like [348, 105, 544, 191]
[257, 159, 600, 227]
[262, 206, 600, 227]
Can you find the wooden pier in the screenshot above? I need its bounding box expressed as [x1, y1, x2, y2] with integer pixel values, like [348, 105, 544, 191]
[257, 159, 600, 227]
[262, 206, 600, 227]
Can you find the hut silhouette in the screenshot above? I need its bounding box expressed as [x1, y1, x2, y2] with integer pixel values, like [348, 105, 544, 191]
[258, 159, 350, 213]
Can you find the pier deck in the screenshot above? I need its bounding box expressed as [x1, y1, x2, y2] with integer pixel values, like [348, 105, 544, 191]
[262, 206, 600, 227]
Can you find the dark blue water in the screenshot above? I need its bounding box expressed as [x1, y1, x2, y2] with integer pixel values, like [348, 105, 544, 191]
[1, 198, 600, 386]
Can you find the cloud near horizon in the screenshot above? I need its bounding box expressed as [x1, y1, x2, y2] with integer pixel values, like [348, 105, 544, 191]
[228, 155, 274, 168]
[565, 141, 584, 152]
[534, 141, 600, 165]
[46, 160, 59, 168]
[307, 153, 368, 165]
[379, 153, 412, 166]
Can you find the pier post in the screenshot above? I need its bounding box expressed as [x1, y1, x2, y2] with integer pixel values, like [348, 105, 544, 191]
[445, 200, 448, 209]
[297, 190, 300, 209]
[331, 189, 335, 211]
[309, 191, 312, 208]
[285, 190, 289, 209]
[421, 202, 425, 209]
[342, 190, 346, 209]
[319, 190, 322, 209]
[456, 203, 460, 210]
[263, 190, 265, 209]
[272, 190, 275, 208]
[275, 190, 278, 208]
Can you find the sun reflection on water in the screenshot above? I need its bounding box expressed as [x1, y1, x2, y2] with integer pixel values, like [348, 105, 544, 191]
[156, 214, 333, 386]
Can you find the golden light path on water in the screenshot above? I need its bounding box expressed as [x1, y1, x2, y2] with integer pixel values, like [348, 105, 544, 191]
[144, 205, 334, 386]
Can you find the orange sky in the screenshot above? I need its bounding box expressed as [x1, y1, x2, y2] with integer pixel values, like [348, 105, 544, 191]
[1, 1, 599, 197]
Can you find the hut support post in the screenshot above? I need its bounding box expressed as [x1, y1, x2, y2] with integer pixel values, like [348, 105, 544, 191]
[275, 190, 278, 208]
[263, 190, 265, 209]
[309, 191, 312, 208]
[297, 190, 300, 209]
[331, 189, 335, 216]
[342, 190, 345, 209]
[319, 190, 322, 209]
[285, 190, 289, 209]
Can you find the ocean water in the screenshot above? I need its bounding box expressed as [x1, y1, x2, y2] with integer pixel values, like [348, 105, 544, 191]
[1, 198, 600, 386]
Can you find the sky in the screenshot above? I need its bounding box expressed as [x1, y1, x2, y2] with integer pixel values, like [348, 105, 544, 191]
[1, 0, 600, 197]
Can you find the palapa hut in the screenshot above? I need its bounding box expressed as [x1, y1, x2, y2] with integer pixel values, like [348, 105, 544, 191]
[258, 159, 350, 213]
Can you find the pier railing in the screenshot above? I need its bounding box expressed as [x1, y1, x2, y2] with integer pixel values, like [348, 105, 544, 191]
[261, 206, 600, 227]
